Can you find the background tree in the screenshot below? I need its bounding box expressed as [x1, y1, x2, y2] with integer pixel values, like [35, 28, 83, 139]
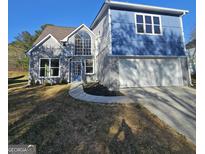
[8, 24, 53, 71]
[186, 27, 196, 86]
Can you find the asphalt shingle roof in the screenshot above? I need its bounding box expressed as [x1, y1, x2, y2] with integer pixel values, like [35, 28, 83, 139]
[33, 25, 76, 45]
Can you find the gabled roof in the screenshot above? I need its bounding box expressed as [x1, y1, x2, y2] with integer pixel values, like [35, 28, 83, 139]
[61, 24, 95, 42]
[26, 34, 64, 55]
[33, 25, 76, 45]
[91, 0, 189, 29]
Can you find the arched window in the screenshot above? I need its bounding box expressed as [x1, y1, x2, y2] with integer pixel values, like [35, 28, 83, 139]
[75, 31, 91, 55]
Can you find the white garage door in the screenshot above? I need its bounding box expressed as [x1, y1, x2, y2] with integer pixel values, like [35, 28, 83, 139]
[119, 58, 184, 88]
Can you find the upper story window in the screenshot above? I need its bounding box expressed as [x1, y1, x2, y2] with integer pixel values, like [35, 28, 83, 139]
[135, 13, 162, 35]
[75, 31, 91, 55]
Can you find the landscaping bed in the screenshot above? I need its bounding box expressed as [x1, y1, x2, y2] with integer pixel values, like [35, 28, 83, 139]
[83, 82, 124, 96]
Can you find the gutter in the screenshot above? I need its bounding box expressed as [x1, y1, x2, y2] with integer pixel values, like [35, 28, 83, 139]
[91, 1, 189, 29]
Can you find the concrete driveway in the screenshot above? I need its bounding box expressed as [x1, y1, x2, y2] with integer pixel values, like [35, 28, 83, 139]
[121, 86, 196, 144]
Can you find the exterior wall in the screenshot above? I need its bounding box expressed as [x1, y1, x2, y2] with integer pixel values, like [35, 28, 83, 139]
[28, 37, 70, 84]
[70, 56, 97, 82]
[28, 27, 97, 85]
[92, 9, 113, 87]
[66, 27, 97, 82]
[111, 9, 185, 56]
[28, 6, 189, 88]
[66, 27, 96, 56]
[101, 57, 189, 89]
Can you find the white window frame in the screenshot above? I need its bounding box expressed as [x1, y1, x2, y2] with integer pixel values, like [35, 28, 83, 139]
[85, 59, 94, 75]
[39, 58, 60, 78]
[74, 34, 92, 56]
[134, 13, 163, 36]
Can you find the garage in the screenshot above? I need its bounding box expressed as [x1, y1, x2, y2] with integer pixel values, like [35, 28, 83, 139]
[119, 58, 184, 88]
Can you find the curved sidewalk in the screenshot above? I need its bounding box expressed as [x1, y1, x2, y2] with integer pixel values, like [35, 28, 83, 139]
[69, 83, 134, 104]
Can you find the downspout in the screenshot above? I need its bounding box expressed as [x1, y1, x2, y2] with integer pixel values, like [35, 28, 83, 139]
[180, 11, 193, 86]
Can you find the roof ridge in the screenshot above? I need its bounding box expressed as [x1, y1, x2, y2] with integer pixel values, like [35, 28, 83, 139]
[45, 25, 76, 29]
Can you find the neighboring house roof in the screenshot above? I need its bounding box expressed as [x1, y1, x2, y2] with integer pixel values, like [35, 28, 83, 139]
[91, 0, 189, 29]
[33, 25, 76, 45]
[186, 39, 196, 49]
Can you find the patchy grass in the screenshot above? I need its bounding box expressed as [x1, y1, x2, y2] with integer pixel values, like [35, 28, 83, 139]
[9, 84, 195, 154]
[83, 82, 124, 96]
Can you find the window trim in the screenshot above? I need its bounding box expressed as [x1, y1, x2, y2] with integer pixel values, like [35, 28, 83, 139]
[85, 59, 94, 75]
[39, 58, 60, 78]
[134, 13, 163, 36]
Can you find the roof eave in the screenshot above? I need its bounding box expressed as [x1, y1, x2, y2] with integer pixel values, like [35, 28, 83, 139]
[61, 24, 95, 42]
[90, 2, 110, 30]
[110, 1, 189, 15]
[90, 1, 189, 29]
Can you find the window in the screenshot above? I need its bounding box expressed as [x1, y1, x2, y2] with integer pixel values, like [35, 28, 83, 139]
[136, 15, 144, 33]
[153, 16, 161, 34]
[40, 59, 49, 77]
[75, 35, 83, 55]
[39, 58, 60, 77]
[75, 31, 91, 55]
[50, 59, 60, 77]
[145, 16, 152, 34]
[85, 59, 94, 74]
[135, 14, 162, 35]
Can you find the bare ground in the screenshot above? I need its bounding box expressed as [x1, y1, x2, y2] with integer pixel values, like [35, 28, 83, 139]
[8, 84, 195, 154]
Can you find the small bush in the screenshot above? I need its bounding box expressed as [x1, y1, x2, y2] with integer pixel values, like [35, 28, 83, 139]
[35, 80, 41, 85]
[29, 78, 35, 86]
[43, 80, 52, 86]
[60, 79, 68, 85]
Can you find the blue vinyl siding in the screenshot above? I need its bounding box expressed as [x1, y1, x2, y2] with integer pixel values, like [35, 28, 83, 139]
[111, 9, 185, 56]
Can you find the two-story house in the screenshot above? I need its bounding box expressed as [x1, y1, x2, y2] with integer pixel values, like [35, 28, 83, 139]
[26, 0, 189, 90]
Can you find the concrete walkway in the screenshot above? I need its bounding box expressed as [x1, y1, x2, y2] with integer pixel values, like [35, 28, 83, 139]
[121, 86, 196, 144]
[69, 83, 134, 104]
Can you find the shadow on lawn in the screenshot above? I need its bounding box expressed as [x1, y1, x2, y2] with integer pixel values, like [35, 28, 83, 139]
[8, 85, 195, 154]
[8, 75, 28, 85]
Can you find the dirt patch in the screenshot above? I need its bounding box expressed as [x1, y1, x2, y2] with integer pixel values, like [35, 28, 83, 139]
[83, 82, 124, 96]
[9, 84, 195, 154]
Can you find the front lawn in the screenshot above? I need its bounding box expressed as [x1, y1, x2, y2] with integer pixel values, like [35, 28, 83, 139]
[8, 84, 195, 154]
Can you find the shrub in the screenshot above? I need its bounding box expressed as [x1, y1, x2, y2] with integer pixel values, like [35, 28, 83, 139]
[43, 80, 52, 86]
[35, 80, 41, 85]
[29, 78, 35, 86]
[60, 79, 68, 85]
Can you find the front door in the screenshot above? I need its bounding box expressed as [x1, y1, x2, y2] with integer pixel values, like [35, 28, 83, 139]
[71, 61, 82, 82]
